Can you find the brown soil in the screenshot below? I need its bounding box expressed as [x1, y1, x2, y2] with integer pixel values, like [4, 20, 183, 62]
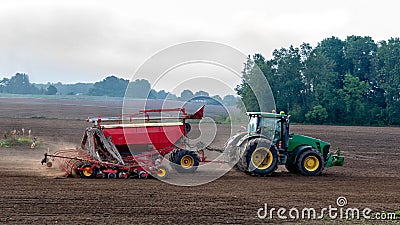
[0, 97, 399, 224]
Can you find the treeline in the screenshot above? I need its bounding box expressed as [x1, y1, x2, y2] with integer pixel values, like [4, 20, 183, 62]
[0, 73, 94, 95]
[0, 74, 237, 106]
[0, 73, 57, 95]
[237, 36, 400, 125]
[35, 82, 93, 95]
[87, 75, 237, 105]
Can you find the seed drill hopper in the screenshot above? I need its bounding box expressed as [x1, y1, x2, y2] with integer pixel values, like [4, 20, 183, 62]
[41, 106, 210, 179]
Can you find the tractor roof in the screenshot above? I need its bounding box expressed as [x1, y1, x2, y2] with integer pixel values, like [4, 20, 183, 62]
[246, 111, 287, 118]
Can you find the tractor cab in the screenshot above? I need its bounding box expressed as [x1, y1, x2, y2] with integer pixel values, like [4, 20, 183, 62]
[247, 111, 290, 151]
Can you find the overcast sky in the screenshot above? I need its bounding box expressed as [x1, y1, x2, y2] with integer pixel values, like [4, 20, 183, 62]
[0, 0, 399, 96]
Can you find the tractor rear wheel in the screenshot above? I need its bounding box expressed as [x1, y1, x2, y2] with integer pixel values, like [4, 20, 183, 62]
[296, 150, 324, 176]
[78, 163, 98, 178]
[238, 138, 278, 176]
[171, 149, 199, 173]
[225, 132, 247, 167]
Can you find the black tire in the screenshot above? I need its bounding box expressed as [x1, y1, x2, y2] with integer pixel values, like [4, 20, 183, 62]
[171, 149, 199, 173]
[235, 139, 251, 172]
[71, 160, 83, 177]
[184, 123, 191, 135]
[296, 149, 324, 176]
[239, 138, 278, 176]
[168, 148, 180, 164]
[285, 163, 299, 173]
[78, 163, 98, 178]
[225, 132, 247, 167]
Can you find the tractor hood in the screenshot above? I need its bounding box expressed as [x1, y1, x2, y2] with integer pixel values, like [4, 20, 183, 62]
[288, 133, 330, 153]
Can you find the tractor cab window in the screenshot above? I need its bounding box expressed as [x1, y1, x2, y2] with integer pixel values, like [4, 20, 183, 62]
[248, 115, 260, 133]
[259, 117, 279, 141]
[275, 119, 282, 137]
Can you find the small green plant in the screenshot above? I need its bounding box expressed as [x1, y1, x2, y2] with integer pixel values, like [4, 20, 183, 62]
[0, 136, 34, 148]
[0, 128, 38, 148]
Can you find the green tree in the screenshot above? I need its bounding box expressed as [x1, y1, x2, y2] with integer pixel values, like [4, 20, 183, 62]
[375, 38, 400, 124]
[222, 95, 237, 106]
[339, 74, 371, 124]
[315, 36, 348, 86]
[88, 75, 129, 97]
[235, 55, 261, 111]
[4, 73, 41, 94]
[194, 90, 209, 96]
[156, 90, 168, 99]
[45, 85, 58, 95]
[270, 46, 306, 121]
[236, 54, 276, 112]
[303, 50, 344, 122]
[305, 105, 328, 124]
[235, 36, 400, 125]
[0, 78, 9, 93]
[211, 95, 222, 103]
[344, 36, 377, 81]
[127, 79, 151, 99]
[180, 89, 194, 101]
[147, 89, 157, 99]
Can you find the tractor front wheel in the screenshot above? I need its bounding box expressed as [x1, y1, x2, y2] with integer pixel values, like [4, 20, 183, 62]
[171, 149, 199, 173]
[296, 150, 324, 176]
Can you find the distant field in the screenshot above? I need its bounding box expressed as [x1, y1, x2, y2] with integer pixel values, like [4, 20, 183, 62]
[0, 93, 123, 101]
[0, 96, 239, 120]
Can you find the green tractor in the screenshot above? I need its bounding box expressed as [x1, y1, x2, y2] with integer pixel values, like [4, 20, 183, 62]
[226, 111, 344, 176]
